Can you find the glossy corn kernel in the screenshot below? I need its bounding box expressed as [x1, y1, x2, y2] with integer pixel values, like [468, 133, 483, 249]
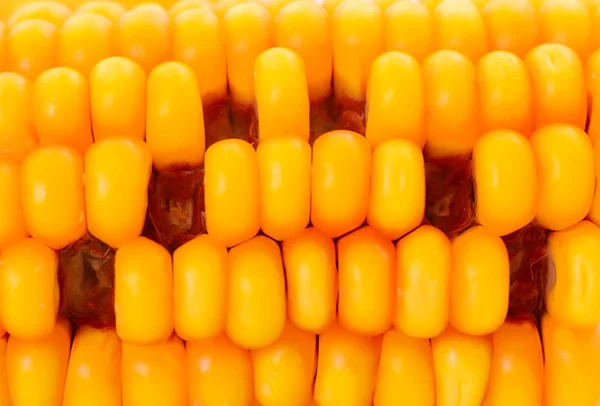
[374, 330, 435, 406]
[423, 50, 479, 157]
[274, 0, 332, 103]
[0, 72, 36, 163]
[477, 51, 533, 136]
[173, 234, 228, 341]
[383, 1, 432, 62]
[368, 138, 425, 240]
[395, 225, 451, 338]
[224, 2, 272, 107]
[281, 227, 337, 333]
[204, 139, 260, 247]
[314, 323, 380, 406]
[117, 3, 170, 74]
[8, 19, 58, 82]
[530, 124, 594, 231]
[59, 13, 114, 77]
[481, 0, 538, 58]
[538, 0, 591, 60]
[451, 226, 510, 335]
[0, 337, 9, 406]
[588, 141, 600, 225]
[254, 48, 310, 142]
[186, 333, 254, 406]
[84, 138, 152, 248]
[525, 44, 587, 130]
[169, 0, 212, 17]
[0, 238, 58, 340]
[338, 226, 394, 336]
[473, 130, 537, 236]
[251, 322, 316, 406]
[63, 327, 122, 406]
[332, 0, 383, 101]
[8, 1, 71, 29]
[227, 235, 286, 349]
[115, 236, 173, 345]
[311, 130, 371, 238]
[483, 320, 543, 406]
[432, 327, 493, 406]
[89, 57, 147, 141]
[0, 159, 27, 252]
[257, 137, 311, 241]
[74, 1, 125, 23]
[122, 335, 187, 406]
[366, 52, 426, 148]
[172, 8, 227, 104]
[33, 67, 93, 154]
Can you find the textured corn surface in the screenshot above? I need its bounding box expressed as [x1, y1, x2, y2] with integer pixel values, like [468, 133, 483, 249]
[0, 0, 599, 405]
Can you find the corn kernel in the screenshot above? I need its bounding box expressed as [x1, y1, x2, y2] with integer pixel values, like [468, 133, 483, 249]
[169, 0, 212, 17]
[33, 67, 93, 154]
[383, 1, 432, 62]
[63, 327, 122, 406]
[275, 0, 332, 103]
[538, 0, 591, 60]
[281, 227, 337, 333]
[423, 50, 479, 157]
[204, 139, 260, 247]
[8, 19, 58, 82]
[251, 322, 316, 406]
[122, 335, 187, 406]
[586, 48, 600, 144]
[374, 330, 435, 406]
[525, 44, 587, 130]
[173, 234, 228, 341]
[186, 333, 254, 406]
[0, 159, 27, 252]
[481, 0, 538, 58]
[8, 1, 71, 29]
[588, 141, 600, 225]
[257, 137, 311, 241]
[451, 226, 509, 335]
[311, 130, 371, 238]
[530, 124, 594, 230]
[432, 327, 492, 406]
[226, 235, 286, 349]
[74, 1, 125, 23]
[0, 337, 8, 406]
[395, 225, 451, 338]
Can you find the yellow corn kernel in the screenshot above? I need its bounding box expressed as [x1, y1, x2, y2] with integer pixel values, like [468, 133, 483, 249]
[147, 62, 205, 169]
[383, 1, 432, 62]
[8, 19, 58, 82]
[122, 335, 187, 406]
[483, 320, 544, 406]
[481, 0, 538, 58]
[432, 327, 493, 406]
[433, 0, 487, 63]
[589, 141, 600, 225]
[257, 137, 311, 241]
[423, 50, 479, 157]
[0, 238, 58, 340]
[173, 234, 228, 341]
[224, 2, 272, 107]
[451, 226, 509, 335]
[117, 3, 170, 74]
[395, 225, 451, 338]
[366, 52, 426, 148]
[186, 333, 254, 406]
[538, 0, 591, 60]
[311, 130, 371, 238]
[338, 226, 394, 336]
[586, 49, 600, 144]
[227, 235, 286, 349]
[0, 336, 9, 406]
[115, 236, 173, 345]
[254, 48, 310, 142]
[204, 139, 260, 247]
[333, 0, 384, 101]
[0, 159, 27, 252]
[275, 0, 332, 103]
[21, 145, 86, 250]
[6, 319, 71, 406]
[374, 330, 435, 406]
[169, 0, 212, 17]
[84, 138, 152, 248]
[59, 13, 114, 77]
[368, 138, 425, 240]
[477, 51, 534, 136]
[74, 1, 125, 23]
[8, 1, 71, 29]
[525, 44, 587, 130]
[33, 67, 93, 154]
[281, 227, 337, 333]
[530, 124, 594, 231]
[473, 130, 537, 236]
[251, 322, 316, 406]
[314, 323, 380, 406]
[63, 327, 122, 406]
[172, 8, 227, 104]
